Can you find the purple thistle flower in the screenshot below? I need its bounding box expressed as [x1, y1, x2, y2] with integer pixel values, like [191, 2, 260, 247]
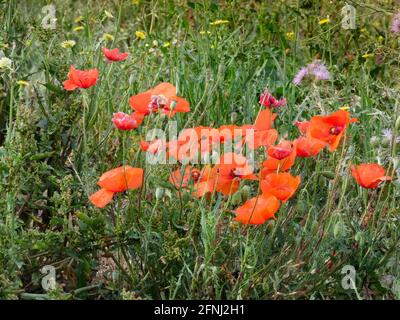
[293, 60, 330, 85]
[382, 128, 400, 144]
[309, 60, 331, 80]
[293, 67, 308, 85]
[382, 128, 393, 140]
[390, 12, 400, 34]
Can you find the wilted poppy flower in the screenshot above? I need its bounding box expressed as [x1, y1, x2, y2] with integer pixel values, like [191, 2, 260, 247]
[63, 66, 98, 90]
[215, 152, 257, 195]
[129, 82, 190, 117]
[112, 112, 142, 130]
[259, 90, 286, 108]
[262, 140, 296, 174]
[294, 136, 326, 158]
[307, 110, 357, 152]
[102, 47, 129, 62]
[351, 163, 392, 189]
[234, 194, 280, 225]
[260, 172, 301, 202]
[89, 166, 144, 208]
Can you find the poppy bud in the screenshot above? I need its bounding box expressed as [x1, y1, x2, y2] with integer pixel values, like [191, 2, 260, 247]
[354, 231, 363, 246]
[155, 187, 165, 200]
[230, 112, 238, 123]
[240, 185, 251, 202]
[381, 138, 390, 147]
[231, 192, 242, 205]
[296, 199, 307, 214]
[321, 171, 335, 179]
[170, 100, 177, 110]
[392, 157, 399, 170]
[396, 116, 400, 131]
[370, 136, 380, 147]
[333, 220, 345, 238]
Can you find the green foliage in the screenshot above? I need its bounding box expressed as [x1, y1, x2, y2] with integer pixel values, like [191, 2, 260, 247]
[0, 0, 399, 300]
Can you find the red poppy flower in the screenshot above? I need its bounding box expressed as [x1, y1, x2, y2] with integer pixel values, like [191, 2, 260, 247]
[259, 90, 286, 108]
[307, 110, 358, 152]
[89, 166, 143, 208]
[267, 140, 293, 160]
[192, 165, 217, 198]
[102, 47, 129, 62]
[294, 136, 326, 158]
[254, 109, 277, 131]
[129, 82, 190, 117]
[351, 163, 392, 189]
[169, 166, 202, 188]
[234, 194, 280, 225]
[140, 139, 165, 154]
[294, 120, 310, 135]
[112, 112, 142, 130]
[215, 153, 257, 195]
[63, 66, 98, 91]
[249, 129, 278, 149]
[260, 172, 301, 202]
[262, 140, 296, 174]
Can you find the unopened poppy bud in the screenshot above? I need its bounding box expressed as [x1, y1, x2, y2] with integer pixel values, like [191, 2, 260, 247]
[321, 171, 335, 179]
[231, 192, 242, 205]
[240, 185, 251, 201]
[333, 220, 344, 238]
[230, 112, 238, 123]
[211, 151, 220, 164]
[170, 100, 177, 110]
[381, 137, 390, 147]
[354, 231, 363, 245]
[370, 136, 380, 147]
[155, 187, 165, 200]
[392, 157, 399, 170]
[396, 116, 400, 131]
[296, 199, 307, 214]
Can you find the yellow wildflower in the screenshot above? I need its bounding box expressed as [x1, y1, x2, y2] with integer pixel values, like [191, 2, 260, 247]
[74, 16, 84, 23]
[210, 19, 229, 26]
[163, 42, 171, 48]
[17, 80, 30, 87]
[199, 30, 211, 35]
[104, 10, 114, 19]
[103, 33, 114, 41]
[73, 26, 84, 32]
[132, 0, 140, 4]
[286, 32, 295, 40]
[135, 30, 146, 40]
[319, 18, 330, 25]
[61, 40, 76, 48]
[362, 53, 374, 59]
[339, 105, 350, 111]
